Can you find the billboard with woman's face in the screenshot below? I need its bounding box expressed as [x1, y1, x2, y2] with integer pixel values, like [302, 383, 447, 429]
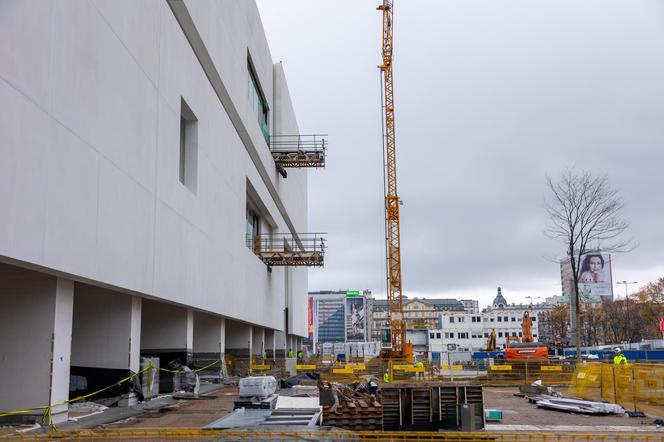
[346, 297, 366, 342]
[577, 253, 613, 299]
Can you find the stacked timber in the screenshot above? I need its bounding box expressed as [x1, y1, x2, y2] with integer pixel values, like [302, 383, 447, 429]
[319, 381, 383, 430]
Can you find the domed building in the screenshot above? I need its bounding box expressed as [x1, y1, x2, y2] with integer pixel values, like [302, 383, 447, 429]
[492, 287, 508, 308]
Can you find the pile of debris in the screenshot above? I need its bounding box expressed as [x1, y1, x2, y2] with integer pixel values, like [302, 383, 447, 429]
[518, 380, 625, 416]
[319, 378, 382, 430]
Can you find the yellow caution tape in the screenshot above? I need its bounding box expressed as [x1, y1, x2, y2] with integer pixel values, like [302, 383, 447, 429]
[452, 365, 463, 371]
[251, 364, 270, 370]
[0, 362, 154, 431]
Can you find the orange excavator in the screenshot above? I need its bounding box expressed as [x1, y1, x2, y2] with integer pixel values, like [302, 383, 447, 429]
[505, 311, 547, 360]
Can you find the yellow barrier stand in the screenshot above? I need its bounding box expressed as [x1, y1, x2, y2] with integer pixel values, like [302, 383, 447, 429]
[441, 364, 450, 370]
[296, 364, 317, 370]
[540, 365, 563, 372]
[332, 367, 356, 374]
[490, 365, 512, 371]
[452, 365, 463, 371]
[251, 364, 270, 370]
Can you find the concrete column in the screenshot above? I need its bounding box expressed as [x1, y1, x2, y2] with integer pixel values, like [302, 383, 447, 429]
[0, 264, 73, 424]
[193, 312, 225, 375]
[264, 329, 275, 360]
[251, 326, 264, 357]
[225, 320, 252, 375]
[274, 330, 287, 358]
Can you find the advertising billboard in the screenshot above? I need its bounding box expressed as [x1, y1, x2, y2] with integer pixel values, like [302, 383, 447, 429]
[576, 253, 613, 300]
[345, 297, 366, 342]
[308, 297, 314, 340]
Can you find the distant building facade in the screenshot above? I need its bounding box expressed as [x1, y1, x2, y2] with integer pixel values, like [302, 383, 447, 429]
[307, 290, 371, 348]
[460, 299, 480, 314]
[369, 297, 465, 344]
[427, 287, 555, 353]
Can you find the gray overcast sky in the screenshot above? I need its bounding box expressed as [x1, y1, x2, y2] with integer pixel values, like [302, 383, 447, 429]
[256, 0, 664, 309]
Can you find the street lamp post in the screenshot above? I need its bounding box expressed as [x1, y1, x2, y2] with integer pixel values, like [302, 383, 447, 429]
[616, 281, 637, 348]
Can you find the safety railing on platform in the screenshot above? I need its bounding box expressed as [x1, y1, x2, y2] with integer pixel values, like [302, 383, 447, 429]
[250, 233, 325, 267]
[268, 134, 327, 168]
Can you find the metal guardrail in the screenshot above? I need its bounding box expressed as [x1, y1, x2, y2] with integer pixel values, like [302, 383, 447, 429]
[269, 134, 327, 168]
[250, 233, 325, 267]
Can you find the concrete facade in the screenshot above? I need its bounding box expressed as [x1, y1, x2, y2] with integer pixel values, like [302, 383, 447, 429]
[0, 0, 309, 421]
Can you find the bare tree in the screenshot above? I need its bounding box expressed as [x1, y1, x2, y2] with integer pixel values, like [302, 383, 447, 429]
[545, 170, 631, 361]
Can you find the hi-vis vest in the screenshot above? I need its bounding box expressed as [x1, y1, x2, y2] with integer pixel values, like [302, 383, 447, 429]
[613, 354, 627, 365]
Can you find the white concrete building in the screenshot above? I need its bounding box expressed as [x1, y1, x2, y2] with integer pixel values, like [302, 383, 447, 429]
[426, 288, 554, 354]
[0, 1, 318, 423]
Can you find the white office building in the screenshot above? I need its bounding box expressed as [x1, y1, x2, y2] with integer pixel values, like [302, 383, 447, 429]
[427, 288, 554, 354]
[0, 1, 323, 423]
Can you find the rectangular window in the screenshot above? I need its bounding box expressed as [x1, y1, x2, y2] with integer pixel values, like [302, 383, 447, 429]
[430, 332, 435, 339]
[490, 318, 494, 322]
[449, 317, 455, 323]
[458, 333, 468, 339]
[436, 332, 441, 339]
[511, 317, 516, 322]
[497, 317, 502, 322]
[504, 316, 508, 322]
[458, 317, 464, 323]
[484, 333, 489, 338]
[179, 98, 198, 193]
[532, 317, 536, 322]
[248, 56, 269, 143]
[512, 332, 517, 337]
[498, 332, 503, 337]
[518, 332, 522, 337]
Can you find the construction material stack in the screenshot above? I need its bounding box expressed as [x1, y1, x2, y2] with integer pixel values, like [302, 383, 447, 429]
[319, 380, 383, 430]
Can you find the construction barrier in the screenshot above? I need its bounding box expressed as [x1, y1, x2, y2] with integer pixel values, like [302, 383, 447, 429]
[5, 428, 664, 441]
[0, 360, 223, 430]
[485, 360, 577, 386]
[568, 362, 664, 417]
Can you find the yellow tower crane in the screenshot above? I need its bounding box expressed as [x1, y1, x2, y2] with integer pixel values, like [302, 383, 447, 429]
[377, 0, 412, 360]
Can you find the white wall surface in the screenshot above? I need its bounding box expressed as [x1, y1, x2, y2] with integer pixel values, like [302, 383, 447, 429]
[193, 311, 224, 354]
[71, 284, 139, 370]
[0, 0, 308, 335]
[0, 264, 72, 419]
[141, 299, 192, 350]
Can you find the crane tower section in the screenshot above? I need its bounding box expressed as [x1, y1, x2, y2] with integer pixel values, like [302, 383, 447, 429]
[378, 0, 406, 358]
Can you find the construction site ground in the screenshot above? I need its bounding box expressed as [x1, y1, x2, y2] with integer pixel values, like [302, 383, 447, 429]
[70, 385, 664, 432]
[2, 384, 662, 438]
[483, 387, 660, 432]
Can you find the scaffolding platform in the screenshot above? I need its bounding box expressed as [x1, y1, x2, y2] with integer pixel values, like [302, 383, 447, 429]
[250, 233, 325, 267]
[269, 134, 326, 168]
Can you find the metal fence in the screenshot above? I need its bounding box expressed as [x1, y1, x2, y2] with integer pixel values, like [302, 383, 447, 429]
[567, 362, 664, 417]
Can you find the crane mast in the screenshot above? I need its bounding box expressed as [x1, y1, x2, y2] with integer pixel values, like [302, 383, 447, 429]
[378, 0, 407, 358]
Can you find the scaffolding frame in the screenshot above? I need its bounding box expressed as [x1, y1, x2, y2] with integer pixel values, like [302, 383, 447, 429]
[269, 134, 327, 168]
[250, 233, 325, 267]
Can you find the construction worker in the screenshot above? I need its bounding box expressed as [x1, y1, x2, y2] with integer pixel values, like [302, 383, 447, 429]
[415, 360, 424, 380]
[613, 347, 628, 365]
[297, 350, 303, 361]
[263, 350, 267, 362]
[383, 372, 390, 383]
[287, 348, 294, 358]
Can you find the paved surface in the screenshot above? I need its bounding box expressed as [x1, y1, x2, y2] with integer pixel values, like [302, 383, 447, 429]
[483, 387, 659, 428]
[104, 386, 238, 428]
